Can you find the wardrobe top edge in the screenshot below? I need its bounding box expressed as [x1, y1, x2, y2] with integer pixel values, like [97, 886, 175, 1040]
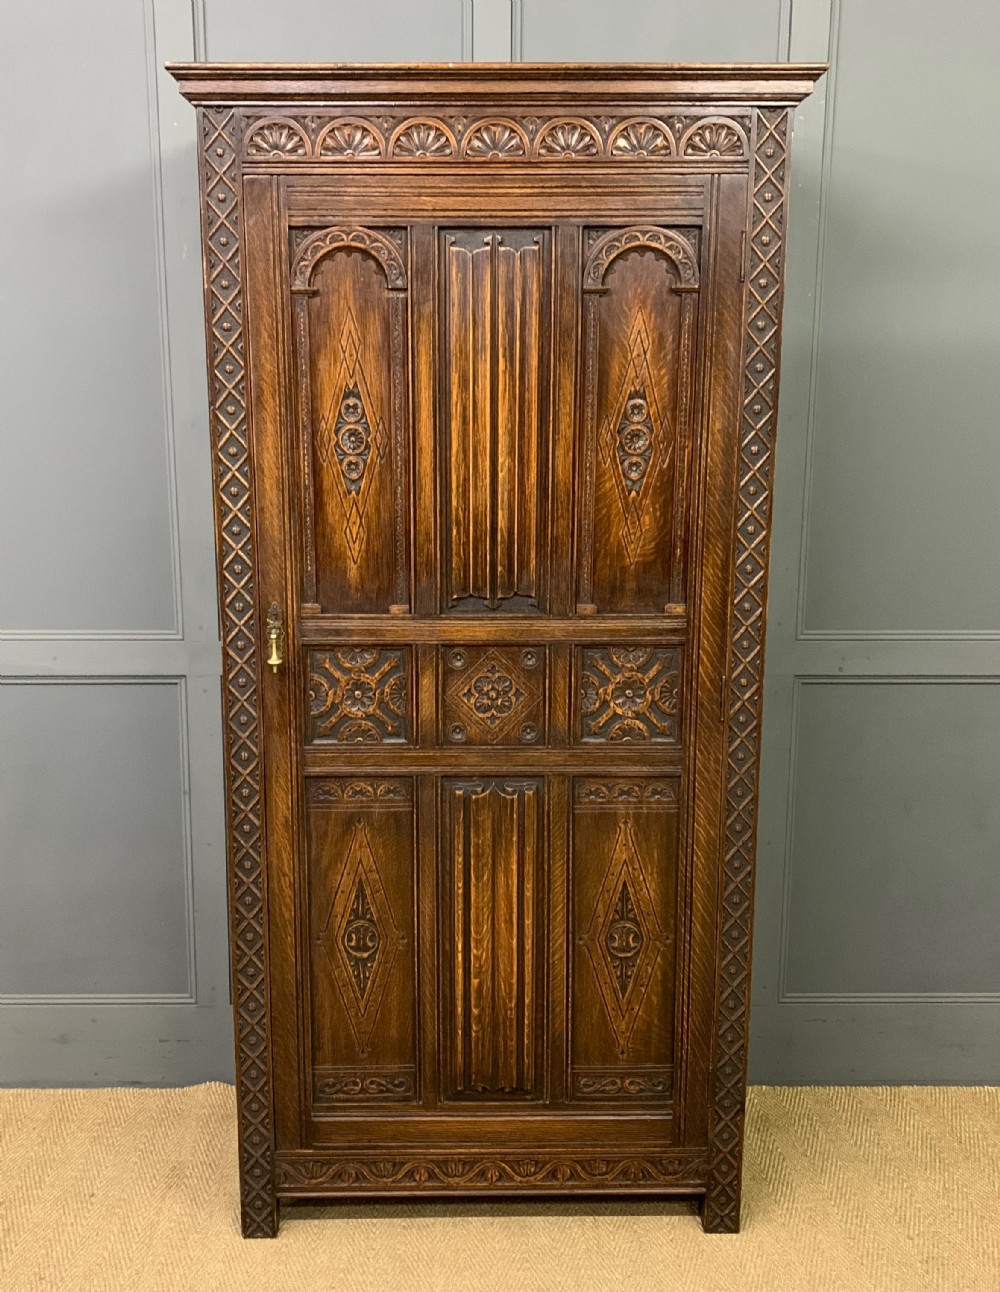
[167, 61, 827, 107]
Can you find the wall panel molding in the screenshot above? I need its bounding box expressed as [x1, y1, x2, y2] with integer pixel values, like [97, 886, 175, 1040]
[0, 675, 198, 1006]
[775, 675, 1000, 1007]
[0, 0, 185, 641]
[789, 0, 1000, 642]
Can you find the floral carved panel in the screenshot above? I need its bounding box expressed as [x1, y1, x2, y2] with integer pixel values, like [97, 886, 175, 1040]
[577, 647, 681, 744]
[307, 648, 411, 744]
[441, 646, 546, 747]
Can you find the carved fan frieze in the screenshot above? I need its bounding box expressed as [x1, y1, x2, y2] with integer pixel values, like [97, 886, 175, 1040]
[389, 119, 455, 157]
[679, 117, 748, 158]
[462, 119, 529, 158]
[317, 119, 384, 158]
[609, 119, 674, 158]
[245, 118, 309, 157]
[535, 118, 601, 157]
[238, 111, 750, 162]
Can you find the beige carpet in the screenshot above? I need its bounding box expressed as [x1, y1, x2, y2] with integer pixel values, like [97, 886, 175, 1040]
[0, 1085, 997, 1291]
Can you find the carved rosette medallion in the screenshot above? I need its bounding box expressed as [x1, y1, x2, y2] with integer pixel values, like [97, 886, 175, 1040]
[578, 647, 680, 743]
[579, 819, 671, 1056]
[308, 648, 411, 743]
[318, 820, 405, 1056]
[316, 310, 388, 565]
[442, 646, 545, 746]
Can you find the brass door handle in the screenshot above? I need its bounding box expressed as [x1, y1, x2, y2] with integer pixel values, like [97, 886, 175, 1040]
[265, 602, 285, 672]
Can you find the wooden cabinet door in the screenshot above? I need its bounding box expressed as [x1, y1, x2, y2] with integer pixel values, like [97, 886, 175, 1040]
[244, 167, 747, 1172]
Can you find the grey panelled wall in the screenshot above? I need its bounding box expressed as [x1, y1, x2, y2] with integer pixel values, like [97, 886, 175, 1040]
[0, 0, 996, 1085]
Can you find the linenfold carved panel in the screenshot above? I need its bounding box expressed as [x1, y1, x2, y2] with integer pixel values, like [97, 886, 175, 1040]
[578, 227, 699, 613]
[441, 779, 544, 1099]
[291, 225, 409, 612]
[308, 777, 417, 1104]
[441, 229, 550, 612]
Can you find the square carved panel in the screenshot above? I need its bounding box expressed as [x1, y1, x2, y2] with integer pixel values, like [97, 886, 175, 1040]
[307, 647, 412, 744]
[441, 645, 546, 747]
[576, 646, 680, 744]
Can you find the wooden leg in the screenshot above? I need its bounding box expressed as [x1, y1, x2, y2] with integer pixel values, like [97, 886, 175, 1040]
[241, 1189, 278, 1238]
[701, 1182, 741, 1233]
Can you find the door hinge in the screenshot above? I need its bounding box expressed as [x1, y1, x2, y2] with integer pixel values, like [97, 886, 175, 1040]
[739, 229, 747, 283]
[719, 670, 728, 722]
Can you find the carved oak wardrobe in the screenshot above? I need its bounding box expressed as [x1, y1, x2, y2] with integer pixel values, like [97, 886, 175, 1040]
[169, 62, 823, 1236]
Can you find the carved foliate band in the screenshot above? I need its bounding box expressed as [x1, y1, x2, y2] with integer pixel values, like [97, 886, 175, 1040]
[275, 1151, 708, 1193]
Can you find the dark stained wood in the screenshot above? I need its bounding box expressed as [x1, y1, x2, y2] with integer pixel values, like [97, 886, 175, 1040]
[171, 62, 824, 1238]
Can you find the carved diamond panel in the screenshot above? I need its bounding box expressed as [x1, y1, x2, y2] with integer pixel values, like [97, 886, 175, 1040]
[577, 647, 680, 743]
[316, 310, 389, 565]
[308, 648, 411, 744]
[579, 819, 671, 1056]
[318, 820, 405, 1056]
[442, 646, 546, 746]
[597, 312, 671, 564]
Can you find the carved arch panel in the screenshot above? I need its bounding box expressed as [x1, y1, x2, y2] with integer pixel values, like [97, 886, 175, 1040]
[291, 225, 410, 614]
[577, 226, 700, 615]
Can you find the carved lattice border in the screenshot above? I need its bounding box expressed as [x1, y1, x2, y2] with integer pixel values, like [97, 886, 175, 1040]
[198, 107, 276, 1239]
[703, 106, 792, 1233]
